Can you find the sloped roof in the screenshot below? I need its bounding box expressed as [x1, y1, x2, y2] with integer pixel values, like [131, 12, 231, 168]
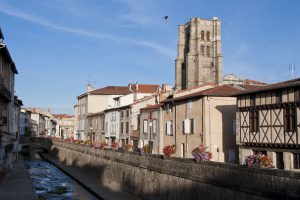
[130, 84, 160, 93]
[164, 84, 242, 103]
[140, 104, 162, 112]
[90, 86, 131, 95]
[54, 114, 74, 119]
[236, 78, 300, 96]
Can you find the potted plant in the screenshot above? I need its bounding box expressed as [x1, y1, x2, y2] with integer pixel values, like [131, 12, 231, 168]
[163, 145, 176, 157]
[111, 142, 119, 150]
[191, 144, 213, 162]
[123, 144, 133, 152]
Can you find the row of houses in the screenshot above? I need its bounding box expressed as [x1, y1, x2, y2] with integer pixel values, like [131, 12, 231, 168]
[69, 17, 300, 171]
[0, 29, 22, 170]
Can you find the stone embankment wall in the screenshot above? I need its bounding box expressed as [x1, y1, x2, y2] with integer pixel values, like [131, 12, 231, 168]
[45, 140, 300, 200]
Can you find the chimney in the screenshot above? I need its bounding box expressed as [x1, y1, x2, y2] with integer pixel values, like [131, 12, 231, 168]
[128, 83, 132, 92]
[87, 84, 94, 92]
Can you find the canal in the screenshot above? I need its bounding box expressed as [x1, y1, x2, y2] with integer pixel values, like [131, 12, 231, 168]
[23, 151, 100, 200]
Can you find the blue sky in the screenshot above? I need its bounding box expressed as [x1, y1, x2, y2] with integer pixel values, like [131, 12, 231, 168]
[1, 0, 300, 114]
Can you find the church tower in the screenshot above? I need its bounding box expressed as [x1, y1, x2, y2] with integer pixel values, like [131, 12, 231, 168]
[175, 17, 222, 90]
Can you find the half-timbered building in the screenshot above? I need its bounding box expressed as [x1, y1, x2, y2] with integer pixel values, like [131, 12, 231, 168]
[236, 78, 300, 170]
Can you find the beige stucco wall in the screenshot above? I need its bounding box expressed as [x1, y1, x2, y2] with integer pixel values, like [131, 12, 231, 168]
[163, 96, 236, 162]
[203, 96, 237, 162]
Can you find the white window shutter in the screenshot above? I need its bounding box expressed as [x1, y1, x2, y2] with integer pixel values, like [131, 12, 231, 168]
[166, 121, 171, 135]
[184, 119, 190, 134]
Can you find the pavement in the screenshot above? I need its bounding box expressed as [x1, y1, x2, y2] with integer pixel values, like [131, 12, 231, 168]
[0, 155, 37, 200]
[41, 153, 141, 200]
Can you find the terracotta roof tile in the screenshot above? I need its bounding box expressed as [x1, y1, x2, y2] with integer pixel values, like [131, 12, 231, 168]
[140, 104, 162, 112]
[130, 84, 160, 93]
[54, 114, 74, 119]
[89, 86, 131, 95]
[236, 78, 300, 95]
[164, 84, 243, 103]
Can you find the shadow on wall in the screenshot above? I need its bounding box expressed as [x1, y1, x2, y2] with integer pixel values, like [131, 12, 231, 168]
[44, 142, 300, 200]
[215, 105, 237, 163]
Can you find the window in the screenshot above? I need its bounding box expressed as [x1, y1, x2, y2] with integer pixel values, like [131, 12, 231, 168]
[125, 122, 129, 134]
[201, 31, 205, 40]
[152, 119, 157, 133]
[183, 119, 194, 134]
[101, 117, 105, 130]
[200, 45, 205, 56]
[206, 46, 210, 57]
[121, 111, 124, 118]
[284, 108, 296, 132]
[105, 122, 108, 132]
[120, 122, 123, 134]
[187, 100, 192, 109]
[166, 120, 173, 135]
[276, 91, 282, 103]
[250, 95, 255, 106]
[190, 119, 194, 134]
[126, 110, 130, 118]
[229, 150, 235, 163]
[166, 104, 173, 114]
[295, 88, 300, 101]
[249, 111, 259, 132]
[293, 153, 300, 169]
[232, 120, 236, 135]
[143, 120, 148, 133]
[206, 31, 210, 41]
[276, 152, 284, 169]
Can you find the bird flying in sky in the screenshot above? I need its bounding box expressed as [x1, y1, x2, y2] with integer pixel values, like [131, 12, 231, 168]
[163, 16, 168, 20]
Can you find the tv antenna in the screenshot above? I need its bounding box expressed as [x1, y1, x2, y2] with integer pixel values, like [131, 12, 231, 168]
[289, 64, 296, 79]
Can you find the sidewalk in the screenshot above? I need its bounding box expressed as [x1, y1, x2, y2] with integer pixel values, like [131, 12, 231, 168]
[0, 155, 37, 200]
[41, 153, 141, 200]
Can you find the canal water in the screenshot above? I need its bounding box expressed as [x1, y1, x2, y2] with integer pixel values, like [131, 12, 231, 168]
[24, 151, 99, 200]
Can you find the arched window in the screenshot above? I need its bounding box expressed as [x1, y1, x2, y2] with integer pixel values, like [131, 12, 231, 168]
[200, 45, 205, 56]
[201, 31, 205, 40]
[206, 46, 210, 57]
[206, 31, 210, 41]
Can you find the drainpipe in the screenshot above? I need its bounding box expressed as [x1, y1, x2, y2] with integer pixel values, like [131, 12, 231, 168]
[172, 101, 177, 151]
[207, 96, 212, 152]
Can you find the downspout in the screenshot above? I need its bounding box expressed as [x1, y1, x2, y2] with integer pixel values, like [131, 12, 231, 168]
[207, 96, 212, 152]
[172, 101, 177, 151]
[202, 97, 204, 145]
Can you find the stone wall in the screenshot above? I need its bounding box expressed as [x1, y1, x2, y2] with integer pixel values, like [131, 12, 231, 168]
[46, 140, 300, 200]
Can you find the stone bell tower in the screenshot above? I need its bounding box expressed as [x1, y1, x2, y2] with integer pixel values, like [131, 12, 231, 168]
[175, 17, 222, 90]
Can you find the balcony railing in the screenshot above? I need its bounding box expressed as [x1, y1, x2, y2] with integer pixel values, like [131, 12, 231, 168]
[0, 76, 11, 101]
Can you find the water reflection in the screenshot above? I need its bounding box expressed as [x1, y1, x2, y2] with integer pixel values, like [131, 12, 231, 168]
[25, 152, 99, 200]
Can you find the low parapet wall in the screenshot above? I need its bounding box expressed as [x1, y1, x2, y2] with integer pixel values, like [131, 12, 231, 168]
[45, 140, 300, 200]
